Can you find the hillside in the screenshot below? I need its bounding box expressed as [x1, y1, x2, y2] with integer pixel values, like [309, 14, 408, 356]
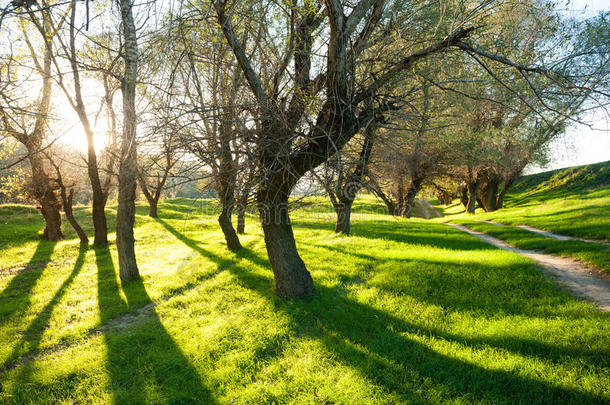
[509, 160, 610, 200]
[436, 160, 610, 241]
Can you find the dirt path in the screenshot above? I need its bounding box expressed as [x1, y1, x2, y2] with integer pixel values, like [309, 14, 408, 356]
[475, 219, 610, 246]
[417, 199, 443, 219]
[446, 222, 610, 311]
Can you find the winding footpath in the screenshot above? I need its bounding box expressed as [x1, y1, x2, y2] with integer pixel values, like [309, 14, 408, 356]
[420, 200, 610, 311]
[417, 199, 443, 219]
[477, 219, 610, 246]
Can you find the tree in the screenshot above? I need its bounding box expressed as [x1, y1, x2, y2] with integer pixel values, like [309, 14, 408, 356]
[137, 127, 181, 218]
[368, 81, 449, 218]
[45, 150, 88, 243]
[168, 10, 257, 251]
[207, 0, 608, 297]
[0, 8, 63, 240]
[116, 0, 141, 281]
[317, 124, 376, 235]
[42, 0, 112, 245]
[211, 0, 500, 297]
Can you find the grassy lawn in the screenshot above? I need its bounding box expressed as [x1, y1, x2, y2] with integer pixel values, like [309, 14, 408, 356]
[448, 219, 610, 274]
[0, 198, 609, 404]
[433, 161, 610, 241]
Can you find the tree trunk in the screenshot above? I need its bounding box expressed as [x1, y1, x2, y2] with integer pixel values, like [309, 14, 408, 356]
[22, 15, 62, 241]
[39, 191, 63, 241]
[29, 155, 63, 241]
[218, 208, 242, 251]
[466, 181, 479, 214]
[496, 177, 516, 209]
[334, 198, 354, 235]
[478, 180, 499, 212]
[403, 178, 423, 218]
[258, 189, 314, 298]
[216, 121, 242, 250]
[91, 189, 108, 244]
[63, 189, 89, 244]
[67, 4, 108, 245]
[148, 198, 158, 218]
[236, 206, 246, 234]
[116, 0, 140, 282]
[48, 154, 88, 244]
[459, 184, 468, 209]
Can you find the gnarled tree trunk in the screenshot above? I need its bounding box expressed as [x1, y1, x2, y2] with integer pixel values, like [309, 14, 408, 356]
[28, 153, 63, 241]
[478, 179, 499, 212]
[496, 177, 516, 209]
[258, 186, 314, 298]
[466, 180, 479, 214]
[459, 184, 469, 209]
[334, 197, 354, 235]
[403, 177, 423, 218]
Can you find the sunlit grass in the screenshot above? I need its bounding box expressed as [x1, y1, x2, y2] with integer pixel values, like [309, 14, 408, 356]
[433, 161, 610, 241]
[0, 198, 608, 404]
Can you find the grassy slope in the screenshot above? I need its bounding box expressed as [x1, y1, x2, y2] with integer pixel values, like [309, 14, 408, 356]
[435, 160, 610, 240]
[433, 161, 610, 273]
[0, 198, 608, 404]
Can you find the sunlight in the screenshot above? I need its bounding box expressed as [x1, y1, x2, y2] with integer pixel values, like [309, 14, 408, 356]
[60, 123, 109, 154]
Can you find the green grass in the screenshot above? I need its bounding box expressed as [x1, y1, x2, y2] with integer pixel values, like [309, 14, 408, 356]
[0, 199, 609, 404]
[434, 160, 610, 241]
[449, 219, 610, 274]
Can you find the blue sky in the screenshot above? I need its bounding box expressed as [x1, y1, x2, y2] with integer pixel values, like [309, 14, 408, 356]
[534, 0, 610, 173]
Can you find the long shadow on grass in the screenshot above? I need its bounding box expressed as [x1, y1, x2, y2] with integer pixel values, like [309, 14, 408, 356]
[0, 240, 57, 326]
[292, 220, 497, 251]
[2, 243, 87, 384]
[159, 224, 607, 403]
[94, 244, 216, 404]
[232, 249, 608, 404]
[295, 240, 579, 318]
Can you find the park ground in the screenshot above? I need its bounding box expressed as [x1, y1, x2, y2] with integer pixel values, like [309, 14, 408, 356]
[0, 161, 609, 404]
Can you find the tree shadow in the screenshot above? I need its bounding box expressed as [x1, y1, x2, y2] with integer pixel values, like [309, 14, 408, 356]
[0, 240, 58, 326]
[160, 224, 607, 403]
[229, 252, 608, 404]
[295, 240, 574, 316]
[94, 244, 216, 404]
[292, 220, 497, 251]
[2, 243, 87, 378]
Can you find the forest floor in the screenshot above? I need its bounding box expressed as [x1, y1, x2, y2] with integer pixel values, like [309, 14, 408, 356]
[0, 196, 609, 404]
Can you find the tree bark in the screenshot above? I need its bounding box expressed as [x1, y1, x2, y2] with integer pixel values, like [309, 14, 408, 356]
[403, 177, 423, 218]
[63, 189, 88, 244]
[116, 0, 140, 282]
[148, 199, 158, 218]
[218, 207, 242, 251]
[466, 180, 479, 214]
[478, 179, 499, 212]
[236, 205, 246, 234]
[459, 184, 469, 209]
[334, 198, 354, 235]
[27, 153, 63, 241]
[496, 177, 516, 209]
[258, 188, 314, 298]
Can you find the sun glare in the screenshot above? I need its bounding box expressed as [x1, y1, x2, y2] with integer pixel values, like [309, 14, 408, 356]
[60, 122, 109, 154]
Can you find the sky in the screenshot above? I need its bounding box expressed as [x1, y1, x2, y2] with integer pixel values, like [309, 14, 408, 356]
[525, 0, 610, 173]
